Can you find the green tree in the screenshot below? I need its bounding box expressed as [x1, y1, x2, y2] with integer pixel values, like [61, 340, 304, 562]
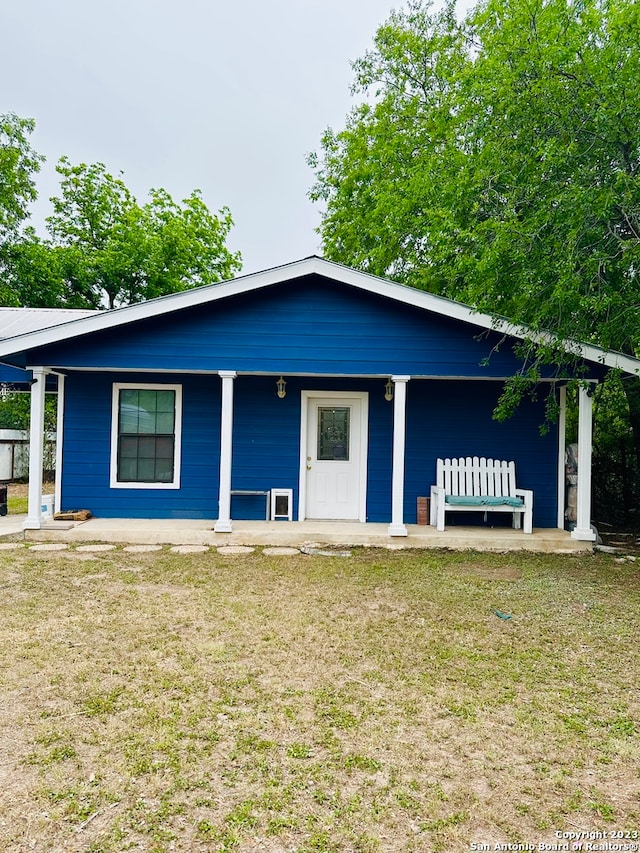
[3, 157, 242, 309]
[140, 187, 240, 302]
[42, 158, 242, 308]
[0, 391, 56, 433]
[310, 0, 640, 515]
[3, 234, 93, 308]
[0, 114, 43, 239]
[0, 113, 43, 279]
[311, 0, 640, 354]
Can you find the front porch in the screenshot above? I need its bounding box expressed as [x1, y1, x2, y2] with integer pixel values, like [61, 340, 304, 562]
[21, 517, 590, 552]
[19, 371, 597, 543]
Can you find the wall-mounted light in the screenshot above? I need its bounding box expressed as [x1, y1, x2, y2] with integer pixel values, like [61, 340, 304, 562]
[276, 376, 287, 399]
[384, 378, 393, 402]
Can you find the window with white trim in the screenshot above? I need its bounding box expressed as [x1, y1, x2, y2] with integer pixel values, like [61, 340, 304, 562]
[110, 384, 182, 489]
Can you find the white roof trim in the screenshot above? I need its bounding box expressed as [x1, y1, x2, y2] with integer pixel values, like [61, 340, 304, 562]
[0, 256, 637, 374]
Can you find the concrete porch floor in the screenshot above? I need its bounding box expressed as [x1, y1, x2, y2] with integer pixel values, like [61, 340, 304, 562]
[17, 517, 591, 552]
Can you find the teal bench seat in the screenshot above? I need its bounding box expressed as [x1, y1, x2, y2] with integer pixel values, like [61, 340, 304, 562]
[445, 494, 524, 508]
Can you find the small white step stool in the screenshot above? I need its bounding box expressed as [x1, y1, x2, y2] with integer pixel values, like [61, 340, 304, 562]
[271, 488, 293, 521]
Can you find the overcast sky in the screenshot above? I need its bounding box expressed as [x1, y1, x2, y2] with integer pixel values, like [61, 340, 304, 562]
[3, 0, 465, 275]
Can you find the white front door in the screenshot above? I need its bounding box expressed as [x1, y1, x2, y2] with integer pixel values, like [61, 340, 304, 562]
[301, 392, 368, 521]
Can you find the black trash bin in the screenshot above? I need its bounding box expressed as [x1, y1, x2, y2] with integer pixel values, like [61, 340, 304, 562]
[0, 483, 7, 516]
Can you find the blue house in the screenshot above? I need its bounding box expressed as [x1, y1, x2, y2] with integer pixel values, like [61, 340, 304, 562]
[0, 257, 636, 541]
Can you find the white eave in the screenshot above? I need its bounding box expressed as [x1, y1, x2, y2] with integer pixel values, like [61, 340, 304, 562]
[0, 256, 637, 375]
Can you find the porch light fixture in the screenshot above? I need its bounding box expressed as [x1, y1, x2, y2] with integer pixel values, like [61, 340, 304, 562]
[276, 376, 287, 399]
[384, 379, 393, 402]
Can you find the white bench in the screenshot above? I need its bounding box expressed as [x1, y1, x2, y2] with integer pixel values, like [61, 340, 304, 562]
[429, 457, 533, 533]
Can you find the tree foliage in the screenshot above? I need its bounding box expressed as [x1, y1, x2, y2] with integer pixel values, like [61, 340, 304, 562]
[0, 113, 43, 251]
[310, 0, 640, 356]
[0, 391, 56, 433]
[5, 158, 242, 309]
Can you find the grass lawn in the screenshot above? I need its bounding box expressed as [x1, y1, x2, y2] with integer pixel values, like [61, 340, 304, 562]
[7, 494, 28, 514]
[0, 545, 638, 852]
[6, 482, 53, 515]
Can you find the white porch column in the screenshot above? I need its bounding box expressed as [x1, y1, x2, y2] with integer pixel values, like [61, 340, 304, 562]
[572, 383, 597, 541]
[214, 370, 236, 533]
[388, 375, 410, 537]
[557, 385, 566, 529]
[54, 373, 65, 518]
[23, 367, 48, 530]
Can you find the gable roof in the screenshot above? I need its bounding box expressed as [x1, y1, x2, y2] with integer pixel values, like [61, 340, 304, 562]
[0, 256, 637, 375]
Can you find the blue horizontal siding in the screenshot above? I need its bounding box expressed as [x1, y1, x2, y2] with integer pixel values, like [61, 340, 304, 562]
[0, 364, 32, 384]
[60, 373, 558, 527]
[31, 276, 594, 379]
[229, 376, 393, 522]
[61, 373, 221, 519]
[404, 381, 557, 527]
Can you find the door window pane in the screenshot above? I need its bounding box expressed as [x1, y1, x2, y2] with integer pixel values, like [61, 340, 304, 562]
[317, 407, 350, 460]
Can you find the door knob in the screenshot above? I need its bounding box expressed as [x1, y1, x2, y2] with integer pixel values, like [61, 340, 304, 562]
[306, 464, 312, 470]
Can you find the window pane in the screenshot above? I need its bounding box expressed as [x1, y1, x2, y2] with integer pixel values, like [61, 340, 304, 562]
[317, 407, 350, 460]
[138, 436, 156, 458]
[119, 435, 139, 458]
[155, 390, 175, 413]
[155, 412, 175, 434]
[118, 457, 137, 481]
[137, 459, 156, 481]
[154, 459, 174, 482]
[138, 389, 158, 413]
[155, 436, 174, 459]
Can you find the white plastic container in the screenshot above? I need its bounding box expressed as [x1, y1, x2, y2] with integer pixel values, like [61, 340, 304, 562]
[41, 494, 54, 520]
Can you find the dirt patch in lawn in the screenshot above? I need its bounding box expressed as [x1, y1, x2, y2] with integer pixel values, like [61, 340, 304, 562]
[458, 560, 524, 581]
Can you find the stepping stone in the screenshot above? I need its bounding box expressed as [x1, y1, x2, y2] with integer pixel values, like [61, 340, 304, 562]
[169, 545, 209, 554]
[0, 542, 26, 550]
[28, 543, 69, 552]
[75, 544, 116, 552]
[216, 545, 255, 555]
[123, 545, 163, 553]
[262, 547, 300, 556]
[300, 545, 351, 557]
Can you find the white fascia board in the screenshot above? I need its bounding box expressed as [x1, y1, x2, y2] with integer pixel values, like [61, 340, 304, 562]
[490, 323, 640, 376]
[0, 255, 638, 375]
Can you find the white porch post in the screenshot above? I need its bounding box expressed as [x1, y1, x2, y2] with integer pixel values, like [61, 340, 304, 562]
[572, 383, 597, 541]
[23, 367, 48, 530]
[388, 375, 410, 537]
[214, 370, 236, 533]
[557, 385, 566, 529]
[54, 373, 65, 518]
